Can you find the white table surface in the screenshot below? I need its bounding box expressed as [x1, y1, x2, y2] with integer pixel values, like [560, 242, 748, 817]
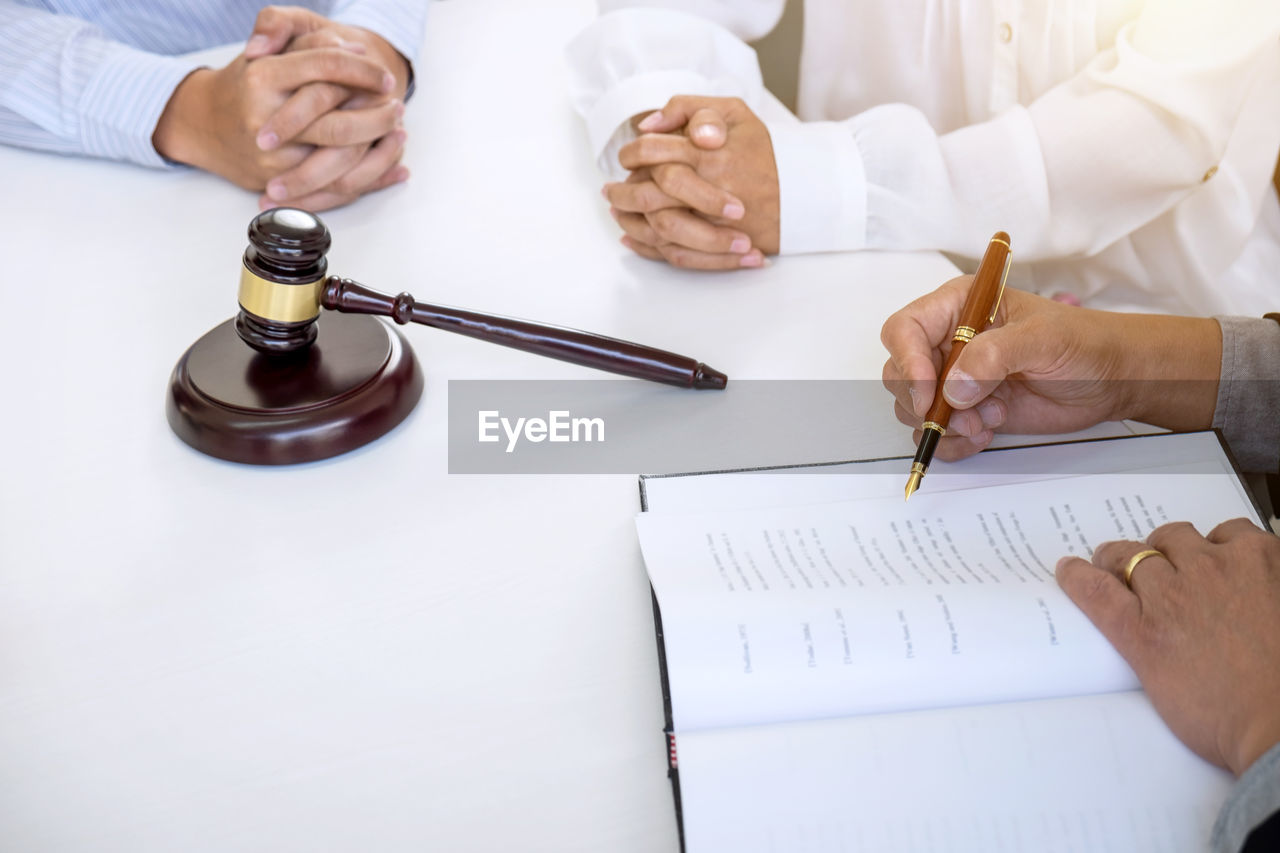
[0, 3, 970, 851]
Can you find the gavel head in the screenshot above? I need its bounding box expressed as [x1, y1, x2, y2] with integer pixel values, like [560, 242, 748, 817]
[235, 208, 332, 355]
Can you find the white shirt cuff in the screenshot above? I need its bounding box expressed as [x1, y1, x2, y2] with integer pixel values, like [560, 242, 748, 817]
[766, 120, 867, 255]
[585, 70, 719, 178]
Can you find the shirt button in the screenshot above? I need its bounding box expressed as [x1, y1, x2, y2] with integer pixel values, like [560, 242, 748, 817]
[998, 22, 1013, 43]
[1202, 165, 1219, 182]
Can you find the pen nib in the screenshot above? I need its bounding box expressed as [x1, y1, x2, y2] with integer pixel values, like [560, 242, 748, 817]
[904, 471, 923, 502]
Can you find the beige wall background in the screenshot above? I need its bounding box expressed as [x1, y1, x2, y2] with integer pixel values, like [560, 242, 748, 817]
[751, 0, 803, 112]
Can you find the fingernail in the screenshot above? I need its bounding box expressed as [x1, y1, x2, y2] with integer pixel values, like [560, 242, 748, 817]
[601, 183, 613, 200]
[1056, 556, 1071, 572]
[382, 72, 396, 93]
[394, 166, 410, 183]
[246, 34, 269, 54]
[266, 180, 288, 201]
[908, 387, 922, 416]
[739, 251, 764, 268]
[394, 129, 408, 144]
[620, 235, 634, 249]
[974, 430, 994, 447]
[256, 130, 279, 151]
[943, 368, 980, 406]
[729, 237, 750, 254]
[637, 111, 663, 132]
[977, 399, 1003, 429]
[608, 206, 619, 221]
[338, 39, 367, 54]
[722, 202, 745, 220]
[692, 124, 723, 143]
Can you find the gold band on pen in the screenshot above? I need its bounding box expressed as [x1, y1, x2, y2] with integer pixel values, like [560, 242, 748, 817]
[953, 326, 976, 343]
[922, 421, 946, 435]
[237, 267, 324, 323]
[988, 237, 1010, 249]
[910, 461, 926, 475]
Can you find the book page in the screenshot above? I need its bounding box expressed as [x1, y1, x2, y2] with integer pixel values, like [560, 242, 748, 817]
[640, 430, 1234, 515]
[637, 454, 1260, 732]
[675, 691, 1234, 853]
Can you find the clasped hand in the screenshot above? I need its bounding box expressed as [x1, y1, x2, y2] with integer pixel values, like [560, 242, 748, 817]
[154, 6, 411, 211]
[605, 95, 779, 270]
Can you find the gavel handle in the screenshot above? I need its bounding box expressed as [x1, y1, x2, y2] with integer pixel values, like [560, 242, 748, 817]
[319, 276, 727, 390]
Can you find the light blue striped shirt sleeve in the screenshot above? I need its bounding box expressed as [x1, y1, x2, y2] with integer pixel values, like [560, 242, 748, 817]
[0, 3, 203, 168]
[331, 0, 430, 69]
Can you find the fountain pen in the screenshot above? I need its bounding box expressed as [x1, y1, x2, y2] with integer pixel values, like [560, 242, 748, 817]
[905, 232, 1012, 500]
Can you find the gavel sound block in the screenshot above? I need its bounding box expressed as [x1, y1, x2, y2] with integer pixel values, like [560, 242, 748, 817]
[166, 209, 726, 465]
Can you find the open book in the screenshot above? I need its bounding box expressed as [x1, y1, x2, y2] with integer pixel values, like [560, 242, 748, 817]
[636, 431, 1265, 853]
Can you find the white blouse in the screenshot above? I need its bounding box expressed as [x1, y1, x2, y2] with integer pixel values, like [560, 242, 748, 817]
[567, 0, 1280, 316]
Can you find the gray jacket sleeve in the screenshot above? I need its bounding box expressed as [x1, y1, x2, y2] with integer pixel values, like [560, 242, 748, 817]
[1212, 316, 1280, 474]
[1210, 314, 1280, 851]
[1213, 742, 1280, 852]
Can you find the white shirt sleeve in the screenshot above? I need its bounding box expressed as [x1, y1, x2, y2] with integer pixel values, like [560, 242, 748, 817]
[0, 2, 201, 167]
[829, 9, 1280, 262]
[565, 3, 782, 179]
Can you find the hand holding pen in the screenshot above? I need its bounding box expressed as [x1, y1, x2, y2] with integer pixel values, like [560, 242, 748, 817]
[902, 233, 1012, 498]
[880, 238, 1222, 495]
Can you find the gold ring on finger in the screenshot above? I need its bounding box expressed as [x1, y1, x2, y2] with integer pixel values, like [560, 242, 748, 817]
[1123, 549, 1164, 590]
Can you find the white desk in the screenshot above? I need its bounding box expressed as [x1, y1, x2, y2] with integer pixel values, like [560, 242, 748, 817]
[0, 3, 963, 851]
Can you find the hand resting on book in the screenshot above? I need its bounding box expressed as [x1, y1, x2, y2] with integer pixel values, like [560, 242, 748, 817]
[1057, 519, 1280, 778]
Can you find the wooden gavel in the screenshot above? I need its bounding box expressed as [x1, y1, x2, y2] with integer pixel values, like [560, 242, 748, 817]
[234, 208, 727, 390]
